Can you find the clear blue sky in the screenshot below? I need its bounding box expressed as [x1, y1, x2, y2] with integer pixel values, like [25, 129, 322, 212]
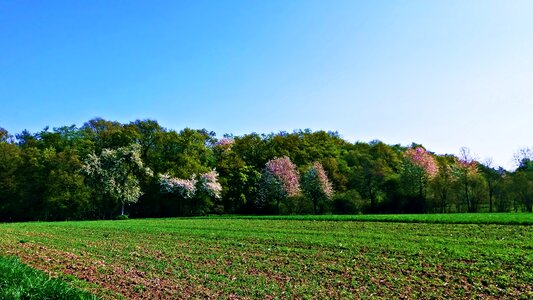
[1, 1, 532, 169]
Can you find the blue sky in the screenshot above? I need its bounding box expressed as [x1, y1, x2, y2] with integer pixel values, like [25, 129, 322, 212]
[1, 1, 532, 169]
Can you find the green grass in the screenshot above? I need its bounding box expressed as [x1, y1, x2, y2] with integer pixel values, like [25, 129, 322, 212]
[0, 256, 96, 300]
[203, 212, 533, 225]
[0, 215, 532, 298]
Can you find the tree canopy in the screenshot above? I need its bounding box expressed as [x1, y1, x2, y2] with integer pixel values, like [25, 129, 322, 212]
[0, 118, 531, 221]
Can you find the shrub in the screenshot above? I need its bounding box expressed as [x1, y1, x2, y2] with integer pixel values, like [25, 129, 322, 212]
[115, 214, 129, 220]
[332, 190, 363, 214]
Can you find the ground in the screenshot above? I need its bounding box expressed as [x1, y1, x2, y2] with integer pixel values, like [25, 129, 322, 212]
[0, 215, 532, 299]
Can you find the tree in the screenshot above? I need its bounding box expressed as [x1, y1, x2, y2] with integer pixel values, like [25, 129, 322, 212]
[345, 141, 403, 213]
[0, 127, 11, 143]
[479, 158, 503, 213]
[256, 156, 300, 214]
[0, 133, 21, 221]
[82, 144, 152, 216]
[158, 170, 222, 215]
[429, 155, 456, 213]
[513, 147, 533, 170]
[301, 162, 334, 214]
[402, 146, 439, 212]
[455, 147, 482, 212]
[511, 156, 533, 212]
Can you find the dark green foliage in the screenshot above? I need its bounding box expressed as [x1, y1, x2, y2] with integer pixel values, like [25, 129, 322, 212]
[115, 214, 129, 220]
[0, 256, 96, 299]
[0, 118, 531, 221]
[331, 190, 363, 214]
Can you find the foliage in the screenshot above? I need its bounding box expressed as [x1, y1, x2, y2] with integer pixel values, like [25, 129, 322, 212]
[115, 214, 129, 220]
[1, 118, 532, 220]
[301, 162, 334, 214]
[265, 156, 300, 197]
[158, 170, 222, 215]
[404, 146, 438, 177]
[331, 190, 363, 214]
[198, 170, 222, 199]
[159, 173, 197, 199]
[257, 156, 300, 214]
[82, 143, 153, 216]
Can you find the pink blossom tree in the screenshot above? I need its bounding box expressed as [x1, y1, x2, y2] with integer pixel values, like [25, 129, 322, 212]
[301, 162, 334, 214]
[403, 147, 439, 210]
[215, 137, 234, 149]
[266, 156, 300, 197]
[404, 147, 438, 178]
[257, 156, 300, 214]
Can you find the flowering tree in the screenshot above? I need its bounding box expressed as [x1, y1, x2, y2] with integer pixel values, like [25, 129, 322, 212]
[82, 143, 153, 216]
[402, 147, 439, 211]
[301, 162, 334, 214]
[198, 170, 223, 199]
[215, 137, 234, 149]
[265, 156, 300, 197]
[158, 169, 222, 215]
[404, 147, 438, 178]
[159, 174, 197, 199]
[256, 156, 300, 214]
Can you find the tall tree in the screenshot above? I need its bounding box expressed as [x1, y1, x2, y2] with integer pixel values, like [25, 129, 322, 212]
[257, 156, 300, 214]
[301, 162, 334, 214]
[0, 131, 21, 221]
[456, 147, 482, 212]
[82, 144, 152, 216]
[479, 158, 502, 213]
[402, 146, 439, 212]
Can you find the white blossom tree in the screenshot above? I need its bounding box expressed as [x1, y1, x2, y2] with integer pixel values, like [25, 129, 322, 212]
[82, 143, 152, 216]
[159, 169, 222, 215]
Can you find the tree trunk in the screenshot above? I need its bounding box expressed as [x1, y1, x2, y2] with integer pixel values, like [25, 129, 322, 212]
[121, 202, 125, 216]
[489, 189, 493, 213]
[464, 174, 471, 212]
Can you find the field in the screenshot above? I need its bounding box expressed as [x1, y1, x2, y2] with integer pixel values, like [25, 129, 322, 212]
[204, 212, 533, 225]
[0, 256, 96, 299]
[0, 214, 532, 299]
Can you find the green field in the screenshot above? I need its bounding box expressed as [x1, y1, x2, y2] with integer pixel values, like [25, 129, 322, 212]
[1, 214, 532, 299]
[0, 256, 96, 299]
[205, 212, 533, 225]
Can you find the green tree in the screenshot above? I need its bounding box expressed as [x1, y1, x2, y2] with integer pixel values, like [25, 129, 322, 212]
[0, 130, 21, 221]
[479, 158, 503, 213]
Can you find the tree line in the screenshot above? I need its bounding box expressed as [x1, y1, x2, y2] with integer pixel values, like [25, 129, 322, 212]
[0, 118, 532, 222]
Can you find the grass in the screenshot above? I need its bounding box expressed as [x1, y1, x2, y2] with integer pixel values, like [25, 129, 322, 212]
[0, 214, 532, 298]
[0, 256, 96, 300]
[204, 212, 533, 225]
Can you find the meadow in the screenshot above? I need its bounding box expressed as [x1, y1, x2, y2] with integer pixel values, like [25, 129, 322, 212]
[0, 214, 532, 299]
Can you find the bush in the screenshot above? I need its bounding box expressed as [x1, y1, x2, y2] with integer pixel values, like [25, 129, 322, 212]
[284, 195, 314, 214]
[332, 190, 363, 214]
[115, 214, 129, 220]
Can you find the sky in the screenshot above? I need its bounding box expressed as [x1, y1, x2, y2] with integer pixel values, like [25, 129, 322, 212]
[1, 1, 532, 170]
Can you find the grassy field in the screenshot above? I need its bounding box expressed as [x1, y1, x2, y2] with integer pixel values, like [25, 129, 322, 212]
[0, 256, 96, 299]
[205, 212, 533, 225]
[0, 214, 532, 299]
